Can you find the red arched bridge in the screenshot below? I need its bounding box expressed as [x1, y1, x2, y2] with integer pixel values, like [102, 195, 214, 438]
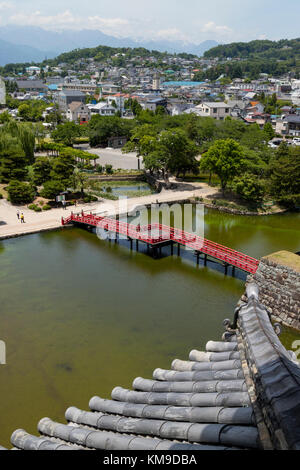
[62, 211, 259, 274]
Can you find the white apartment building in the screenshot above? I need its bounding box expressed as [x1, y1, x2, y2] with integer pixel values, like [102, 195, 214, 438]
[195, 102, 231, 120]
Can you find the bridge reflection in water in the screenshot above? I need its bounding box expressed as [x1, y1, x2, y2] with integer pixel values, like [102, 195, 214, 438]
[62, 211, 260, 275]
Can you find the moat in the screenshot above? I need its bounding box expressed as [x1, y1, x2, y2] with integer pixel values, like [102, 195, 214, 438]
[0, 207, 299, 447]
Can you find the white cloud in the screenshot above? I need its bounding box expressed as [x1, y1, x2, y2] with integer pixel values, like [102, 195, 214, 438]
[0, 1, 14, 10]
[201, 21, 232, 37]
[155, 28, 189, 42]
[9, 10, 132, 36]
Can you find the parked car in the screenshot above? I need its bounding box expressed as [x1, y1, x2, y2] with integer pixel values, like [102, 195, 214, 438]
[292, 137, 300, 146]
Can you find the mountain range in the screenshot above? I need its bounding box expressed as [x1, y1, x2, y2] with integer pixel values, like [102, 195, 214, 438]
[0, 25, 218, 66]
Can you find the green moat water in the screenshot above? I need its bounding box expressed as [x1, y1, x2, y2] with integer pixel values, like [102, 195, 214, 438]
[0, 208, 299, 447]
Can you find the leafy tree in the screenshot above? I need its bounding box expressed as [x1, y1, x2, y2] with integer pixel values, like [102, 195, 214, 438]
[155, 106, 166, 116]
[7, 180, 35, 204]
[88, 115, 134, 147]
[137, 129, 199, 179]
[52, 122, 81, 147]
[32, 157, 52, 185]
[0, 135, 28, 182]
[231, 173, 265, 204]
[270, 146, 300, 207]
[17, 101, 47, 122]
[50, 153, 75, 185]
[40, 180, 65, 200]
[200, 139, 246, 192]
[17, 124, 35, 164]
[240, 123, 267, 151]
[69, 168, 88, 197]
[0, 111, 11, 124]
[263, 122, 275, 141]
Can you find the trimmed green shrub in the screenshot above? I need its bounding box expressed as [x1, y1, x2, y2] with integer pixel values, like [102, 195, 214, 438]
[7, 180, 35, 204]
[42, 204, 51, 211]
[105, 164, 113, 174]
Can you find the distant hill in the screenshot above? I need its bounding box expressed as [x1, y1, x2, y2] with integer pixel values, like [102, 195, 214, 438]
[0, 38, 56, 66]
[0, 25, 218, 65]
[192, 38, 300, 82]
[204, 38, 300, 60]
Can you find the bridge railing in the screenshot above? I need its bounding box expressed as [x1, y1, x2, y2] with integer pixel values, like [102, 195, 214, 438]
[62, 213, 259, 274]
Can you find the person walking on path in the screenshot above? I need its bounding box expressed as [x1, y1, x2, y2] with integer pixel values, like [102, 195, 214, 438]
[62, 200, 67, 210]
[16, 210, 20, 220]
[20, 213, 25, 223]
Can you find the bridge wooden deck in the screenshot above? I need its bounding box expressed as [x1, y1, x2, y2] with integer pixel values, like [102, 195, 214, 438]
[62, 211, 259, 274]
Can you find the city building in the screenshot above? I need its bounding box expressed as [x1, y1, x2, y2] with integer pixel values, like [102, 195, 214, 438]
[56, 90, 86, 111]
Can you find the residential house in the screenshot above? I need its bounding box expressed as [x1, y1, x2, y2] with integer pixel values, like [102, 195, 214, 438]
[66, 102, 91, 124]
[276, 115, 300, 137]
[195, 102, 231, 120]
[143, 97, 168, 112]
[88, 102, 117, 116]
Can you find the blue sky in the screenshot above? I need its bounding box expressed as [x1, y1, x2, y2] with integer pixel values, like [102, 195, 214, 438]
[0, 0, 299, 43]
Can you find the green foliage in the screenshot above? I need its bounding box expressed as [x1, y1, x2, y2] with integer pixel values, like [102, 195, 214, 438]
[0, 134, 28, 183]
[32, 157, 52, 185]
[200, 139, 246, 191]
[231, 173, 265, 203]
[50, 153, 75, 185]
[204, 38, 300, 60]
[88, 115, 134, 147]
[7, 180, 35, 204]
[52, 122, 82, 147]
[28, 203, 47, 212]
[104, 164, 113, 174]
[194, 39, 300, 80]
[124, 98, 143, 116]
[17, 100, 48, 122]
[270, 146, 300, 207]
[263, 122, 275, 140]
[0, 111, 12, 124]
[40, 180, 65, 199]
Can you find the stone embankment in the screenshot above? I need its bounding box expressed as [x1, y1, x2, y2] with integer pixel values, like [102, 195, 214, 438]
[247, 251, 300, 331]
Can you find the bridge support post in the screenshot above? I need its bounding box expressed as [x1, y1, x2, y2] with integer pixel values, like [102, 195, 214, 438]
[224, 263, 229, 275]
[170, 242, 174, 256]
[204, 254, 207, 266]
[128, 238, 133, 250]
[232, 266, 236, 277]
[177, 244, 181, 256]
[196, 252, 200, 266]
[136, 240, 139, 252]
